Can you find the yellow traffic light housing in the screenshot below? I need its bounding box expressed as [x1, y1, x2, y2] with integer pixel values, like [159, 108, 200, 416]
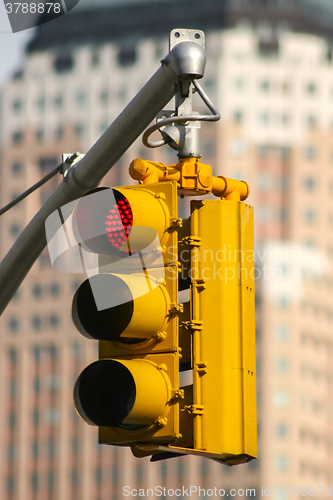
[69, 158, 257, 464]
[72, 181, 183, 446]
[70, 164, 257, 464]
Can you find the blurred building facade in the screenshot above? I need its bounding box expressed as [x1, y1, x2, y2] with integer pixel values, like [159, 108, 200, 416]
[1, 0, 333, 498]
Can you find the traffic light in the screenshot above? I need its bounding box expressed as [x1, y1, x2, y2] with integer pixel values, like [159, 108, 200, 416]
[71, 181, 184, 446]
[70, 172, 257, 464]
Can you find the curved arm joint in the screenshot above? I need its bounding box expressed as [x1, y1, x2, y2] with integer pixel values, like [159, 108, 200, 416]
[163, 41, 206, 80]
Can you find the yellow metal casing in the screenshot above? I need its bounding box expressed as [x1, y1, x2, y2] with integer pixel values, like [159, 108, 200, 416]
[72, 174, 257, 462]
[188, 199, 257, 461]
[139, 199, 257, 463]
[92, 181, 181, 446]
[96, 181, 180, 355]
[72, 181, 179, 355]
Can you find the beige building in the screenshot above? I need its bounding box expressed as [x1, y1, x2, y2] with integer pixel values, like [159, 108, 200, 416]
[213, 29, 333, 492]
[1, 2, 333, 498]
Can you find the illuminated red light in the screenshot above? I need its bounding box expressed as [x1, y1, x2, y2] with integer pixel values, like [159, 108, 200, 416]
[105, 197, 132, 251]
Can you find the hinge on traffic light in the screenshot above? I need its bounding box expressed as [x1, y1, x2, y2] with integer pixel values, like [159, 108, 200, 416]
[171, 389, 185, 400]
[180, 236, 201, 247]
[182, 404, 204, 415]
[170, 303, 184, 314]
[154, 331, 167, 342]
[182, 320, 203, 331]
[192, 278, 206, 291]
[170, 217, 183, 228]
[196, 361, 207, 376]
[156, 417, 168, 428]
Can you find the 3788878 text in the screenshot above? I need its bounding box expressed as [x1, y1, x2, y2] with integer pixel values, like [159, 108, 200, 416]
[5, 2, 61, 14]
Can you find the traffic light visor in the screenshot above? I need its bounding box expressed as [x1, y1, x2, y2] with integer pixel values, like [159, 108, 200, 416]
[72, 273, 169, 342]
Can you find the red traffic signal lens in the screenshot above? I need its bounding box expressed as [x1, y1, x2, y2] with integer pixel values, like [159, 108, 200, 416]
[105, 196, 133, 251]
[72, 188, 133, 255]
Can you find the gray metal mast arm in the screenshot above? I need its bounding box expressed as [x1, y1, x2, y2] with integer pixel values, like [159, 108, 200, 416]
[0, 40, 206, 315]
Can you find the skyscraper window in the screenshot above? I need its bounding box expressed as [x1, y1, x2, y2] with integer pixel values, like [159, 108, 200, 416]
[91, 50, 100, 67]
[32, 315, 42, 331]
[76, 91, 86, 106]
[306, 115, 317, 128]
[306, 82, 317, 95]
[11, 161, 22, 175]
[233, 109, 244, 123]
[54, 53, 74, 73]
[10, 224, 21, 237]
[74, 124, 84, 138]
[12, 99, 22, 112]
[12, 131, 23, 144]
[32, 284, 42, 298]
[259, 79, 270, 92]
[303, 177, 316, 190]
[233, 77, 245, 90]
[274, 325, 290, 342]
[275, 358, 289, 374]
[272, 390, 290, 408]
[229, 137, 246, 156]
[50, 282, 60, 297]
[258, 111, 270, 125]
[37, 96, 45, 111]
[273, 455, 288, 472]
[55, 126, 63, 141]
[54, 94, 62, 109]
[36, 129, 44, 143]
[275, 423, 288, 437]
[117, 44, 137, 67]
[50, 315, 59, 328]
[8, 317, 19, 333]
[303, 208, 316, 223]
[100, 89, 108, 104]
[304, 145, 316, 160]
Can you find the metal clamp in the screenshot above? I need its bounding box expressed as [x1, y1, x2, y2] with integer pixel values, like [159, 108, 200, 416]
[61, 152, 84, 180]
